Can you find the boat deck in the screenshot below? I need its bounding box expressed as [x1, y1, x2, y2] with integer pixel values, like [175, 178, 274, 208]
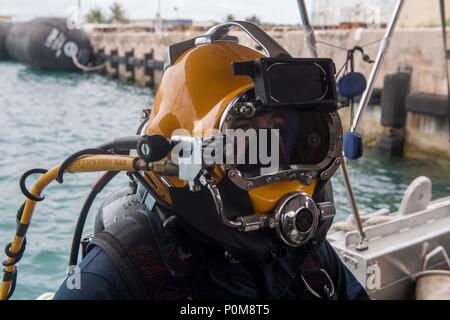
[328, 197, 450, 299]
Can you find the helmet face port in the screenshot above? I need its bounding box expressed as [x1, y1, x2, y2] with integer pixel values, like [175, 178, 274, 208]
[225, 107, 333, 175]
[295, 208, 314, 233]
[220, 95, 342, 192]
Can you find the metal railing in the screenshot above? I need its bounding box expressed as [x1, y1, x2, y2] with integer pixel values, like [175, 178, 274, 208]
[296, 0, 406, 250]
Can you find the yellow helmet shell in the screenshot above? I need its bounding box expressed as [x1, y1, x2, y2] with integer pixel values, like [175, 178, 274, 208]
[146, 42, 263, 138]
[144, 41, 317, 212]
[143, 42, 263, 202]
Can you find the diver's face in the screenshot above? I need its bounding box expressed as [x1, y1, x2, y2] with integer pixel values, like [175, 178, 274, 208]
[229, 111, 287, 171]
[230, 112, 284, 131]
[226, 108, 332, 172]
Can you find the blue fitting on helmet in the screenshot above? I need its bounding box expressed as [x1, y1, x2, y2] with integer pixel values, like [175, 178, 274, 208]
[337, 72, 367, 99]
[343, 131, 363, 160]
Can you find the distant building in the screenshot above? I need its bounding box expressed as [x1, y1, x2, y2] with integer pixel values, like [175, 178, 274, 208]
[308, 0, 338, 27]
[191, 20, 219, 31]
[398, 0, 450, 28]
[0, 15, 12, 22]
[130, 18, 192, 30]
[306, 0, 395, 28]
[159, 18, 193, 30]
[306, 0, 450, 29]
[86, 18, 193, 33]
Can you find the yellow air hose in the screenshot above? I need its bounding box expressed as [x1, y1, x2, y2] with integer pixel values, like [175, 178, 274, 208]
[0, 154, 140, 300]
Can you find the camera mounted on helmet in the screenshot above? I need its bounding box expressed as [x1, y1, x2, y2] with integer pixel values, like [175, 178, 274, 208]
[232, 57, 338, 112]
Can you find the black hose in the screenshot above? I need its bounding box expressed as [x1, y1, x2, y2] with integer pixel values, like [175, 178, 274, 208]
[97, 135, 141, 152]
[68, 171, 119, 268]
[57, 136, 143, 184]
[2, 270, 16, 300]
[136, 114, 150, 135]
[1, 203, 27, 300]
[67, 121, 148, 268]
[56, 148, 113, 184]
[19, 169, 48, 201]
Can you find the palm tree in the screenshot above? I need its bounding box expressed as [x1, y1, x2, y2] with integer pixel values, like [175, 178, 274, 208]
[85, 7, 106, 24]
[109, 2, 128, 24]
[225, 14, 235, 22]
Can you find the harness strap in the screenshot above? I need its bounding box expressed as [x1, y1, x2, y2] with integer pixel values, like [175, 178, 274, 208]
[88, 231, 149, 300]
[88, 211, 185, 300]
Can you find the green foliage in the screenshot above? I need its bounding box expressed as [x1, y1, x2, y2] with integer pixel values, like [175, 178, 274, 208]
[109, 2, 128, 24]
[85, 2, 129, 24]
[85, 7, 106, 24]
[225, 14, 235, 22]
[245, 15, 261, 25]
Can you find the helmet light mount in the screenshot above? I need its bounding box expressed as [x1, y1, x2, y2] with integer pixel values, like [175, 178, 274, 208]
[232, 58, 338, 112]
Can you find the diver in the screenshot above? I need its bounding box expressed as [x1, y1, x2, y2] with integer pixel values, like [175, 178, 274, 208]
[0, 21, 368, 300]
[51, 22, 368, 300]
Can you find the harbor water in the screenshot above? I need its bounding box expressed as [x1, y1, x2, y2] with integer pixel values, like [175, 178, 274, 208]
[0, 61, 449, 299]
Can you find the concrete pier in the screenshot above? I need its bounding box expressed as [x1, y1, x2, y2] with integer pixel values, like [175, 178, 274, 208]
[88, 28, 450, 158]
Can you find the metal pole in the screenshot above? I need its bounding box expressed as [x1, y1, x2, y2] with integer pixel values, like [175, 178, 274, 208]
[296, 0, 367, 249]
[156, 0, 162, 33]
[340, 159, 367, 250]
[351, 0, 405, 132]
[297, 0, 318, 58]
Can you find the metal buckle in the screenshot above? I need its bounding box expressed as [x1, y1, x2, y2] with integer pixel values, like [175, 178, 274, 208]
[300, 268, 336, 300]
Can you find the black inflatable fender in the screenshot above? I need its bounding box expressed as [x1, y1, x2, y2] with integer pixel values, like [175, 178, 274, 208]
[0, 22, 12, 59]
[5, 17, 93, 70]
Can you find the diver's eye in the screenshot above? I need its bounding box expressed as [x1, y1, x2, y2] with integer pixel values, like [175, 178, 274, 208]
[307, 132, 322, 147]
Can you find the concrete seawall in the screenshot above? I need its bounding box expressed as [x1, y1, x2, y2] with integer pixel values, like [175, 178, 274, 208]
[88, 28, 450, 158]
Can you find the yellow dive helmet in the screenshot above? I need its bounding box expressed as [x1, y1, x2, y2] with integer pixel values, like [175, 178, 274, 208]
[0, 22, 343, 300]
[140, 21, 343, 263]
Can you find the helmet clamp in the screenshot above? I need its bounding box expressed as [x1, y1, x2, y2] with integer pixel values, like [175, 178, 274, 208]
[197, 170, 336, 248]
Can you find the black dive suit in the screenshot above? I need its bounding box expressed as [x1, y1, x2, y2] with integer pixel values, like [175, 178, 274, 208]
[54, 182, 369, 300]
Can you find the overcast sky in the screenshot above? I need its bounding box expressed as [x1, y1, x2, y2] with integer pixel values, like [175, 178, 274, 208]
[2, 0, 308, 23]
[2, 0, 398, 25]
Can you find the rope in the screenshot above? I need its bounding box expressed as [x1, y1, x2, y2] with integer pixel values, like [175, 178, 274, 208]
[316, 40, 348, 51]
[72, 55, 105, 72]
[360, 38, 384, 48]
[330, 208, 392, 232]
[317, 38, 383, 52]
